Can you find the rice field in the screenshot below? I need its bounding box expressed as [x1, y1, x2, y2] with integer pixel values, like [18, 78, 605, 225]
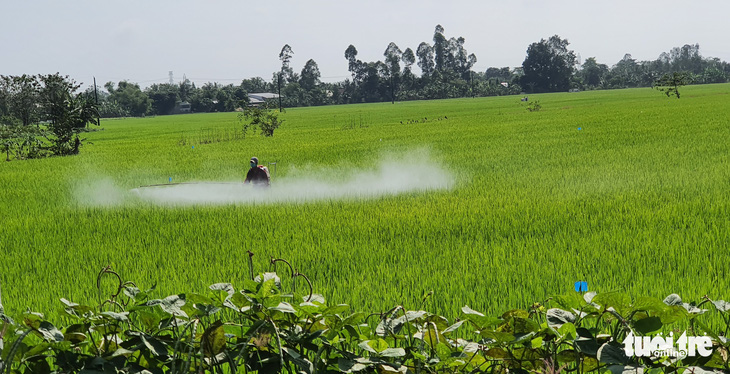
[1, 84, 729, 320]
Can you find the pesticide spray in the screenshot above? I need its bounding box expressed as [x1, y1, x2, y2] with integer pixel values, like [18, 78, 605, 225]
[79, 150, 454, 207]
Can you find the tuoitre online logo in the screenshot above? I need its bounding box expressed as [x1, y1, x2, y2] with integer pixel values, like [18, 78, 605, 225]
[623, 332, 713, 358]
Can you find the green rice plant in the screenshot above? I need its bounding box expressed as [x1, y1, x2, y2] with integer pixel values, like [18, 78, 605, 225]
[0, 84, 728, 326]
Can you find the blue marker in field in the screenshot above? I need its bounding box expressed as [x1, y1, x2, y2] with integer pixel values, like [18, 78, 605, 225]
[574, 281, 588, 293]
[578, 127, 582, 130]
[192, 146, 194, 149]
[169, 177, 172, 183]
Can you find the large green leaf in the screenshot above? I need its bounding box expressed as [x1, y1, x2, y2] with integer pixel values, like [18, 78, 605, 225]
[380, 348, 406, 357]
[461, 305, 484, 316]
[322, 304, 350, 316]
[443, 320, 464, 335]
[633, 316, 662, 334]
[338, 357, 371, 373]
[270, 302, 297, 314]
[462, 305, 502, 329]
[656, 305, 689, 325]
[634, 296, 667, 313]
[575, 328, 599, 356]
[209, 283, 234, 297]
[553, 293, 586, 311]
[556, 349, 579, 363]
[359, 338, 388, 353]
[435, 342, 452, 361]
[597, 342, 628, 365]
[663, 294, 682, 306]
[37, 322, 64, 342]
[282, 347, 314, 374]
[558, 322, 577, 340]
[593, 292, 631, 315]
[63, 323, 88, 344]
[59, 298, 93, 314]
[711, 300, 730, 313]
[546, 308, 575, 329]
[146, 294, 187, 318]
[481, 330, 515, 343]
[100, 311, 129, 322]
[502, 309, 529, 320]
[202, 321, 226, 357]
[140, 334, 168, 357]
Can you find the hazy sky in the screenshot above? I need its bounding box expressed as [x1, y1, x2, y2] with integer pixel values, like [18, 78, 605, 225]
[2, 0, 727, 89]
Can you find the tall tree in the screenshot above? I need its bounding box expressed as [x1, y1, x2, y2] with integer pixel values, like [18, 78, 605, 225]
[401, 47, 416, 92]
[520, 35, 576, 93]
[433, 25, 448, 72]
[104, 81, 151, 117]
[145, 83, 180, 115]
[580, 57, 608, 88]
[178, 77, 193, 102]
[608, 54, 643, 88]
[299, 59, 325, 106]
[416, 42, 435, 77]
[383, 42, 403, 103]
[279, 44, 295, 83]
[402, 48, 415, 74]
[653, 71, 692, 99]
[344, 44, 363, 82]
[38, 73, 99, 155]
[299, 59, 321, 92]
[0, 75, 41, 126]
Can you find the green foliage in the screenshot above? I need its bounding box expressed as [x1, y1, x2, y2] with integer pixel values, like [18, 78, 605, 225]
[239, 102, 284, 137]
[145, 83, 180, 115]
[0, 74, 99, 159]
[40, 74, 100, 155]
[1, 85, 730, 325]
[526, 100, 542, 112]
[654, 71, 693, 99]
[0, 75, 41, 126]
[0, 120, 46, 160]
[2, 265, 730, 373]
[97, 99, 129, 118]
[104, 81, 151, 117]
[580, 57, 609, 88]
[521, 35, 576, 93]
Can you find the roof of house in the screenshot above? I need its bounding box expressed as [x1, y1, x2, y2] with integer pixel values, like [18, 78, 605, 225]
[248, 93, 280, 99]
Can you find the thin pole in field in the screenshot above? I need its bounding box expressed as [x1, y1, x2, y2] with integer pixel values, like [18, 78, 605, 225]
[277, 73, 282, 112]
[94, 76, 100, 127]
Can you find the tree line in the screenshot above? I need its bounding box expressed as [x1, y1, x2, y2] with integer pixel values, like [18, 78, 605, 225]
[51, 26, 730, 117]
[0, 74, 98, 160]
[2, 26, 730, 158]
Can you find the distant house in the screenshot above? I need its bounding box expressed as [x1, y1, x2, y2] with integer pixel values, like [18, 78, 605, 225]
[247, 93, 280, 106]
[172, 101, 191, 114]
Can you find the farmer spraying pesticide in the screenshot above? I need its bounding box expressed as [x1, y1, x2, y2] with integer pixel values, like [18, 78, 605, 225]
[244, 156, 270, 188]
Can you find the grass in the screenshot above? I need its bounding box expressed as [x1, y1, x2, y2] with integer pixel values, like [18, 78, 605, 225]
[1, 84, 729, 320]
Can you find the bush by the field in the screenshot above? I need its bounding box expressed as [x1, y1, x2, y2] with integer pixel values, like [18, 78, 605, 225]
[1, 265, 730, 373]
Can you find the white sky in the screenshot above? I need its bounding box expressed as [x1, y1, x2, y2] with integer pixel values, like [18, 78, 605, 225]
[2, 0, 727, 89]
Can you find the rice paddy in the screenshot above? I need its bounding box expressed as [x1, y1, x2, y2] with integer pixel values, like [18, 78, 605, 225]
[1, 84, 729, 320]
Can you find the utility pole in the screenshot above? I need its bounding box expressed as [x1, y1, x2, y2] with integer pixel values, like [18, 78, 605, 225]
[277, 73, 282, 112]
[93, 76, 100, 127]
[390, 75, 395, 104]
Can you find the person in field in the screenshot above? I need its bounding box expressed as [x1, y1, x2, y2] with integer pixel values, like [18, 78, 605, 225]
[244, 156, 270, 188]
